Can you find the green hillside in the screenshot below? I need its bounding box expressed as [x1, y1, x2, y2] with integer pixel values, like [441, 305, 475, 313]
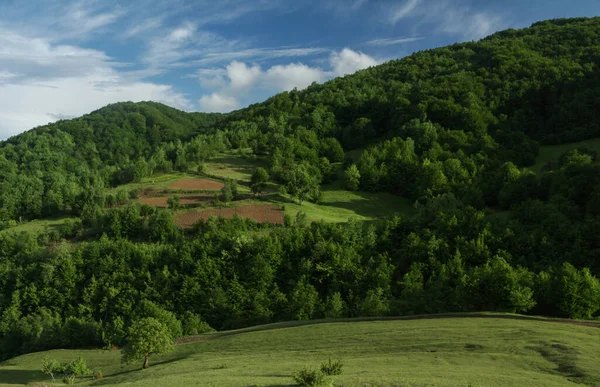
[2, 17, 600, 375]
[2, 316, 599, 387]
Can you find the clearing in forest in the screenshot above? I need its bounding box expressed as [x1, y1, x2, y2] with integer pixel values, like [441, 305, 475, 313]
[168, 178, 225, 191]
[175, 204, 284, 227]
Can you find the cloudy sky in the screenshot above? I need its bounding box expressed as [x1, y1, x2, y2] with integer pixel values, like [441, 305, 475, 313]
[0, 0, 598, 139]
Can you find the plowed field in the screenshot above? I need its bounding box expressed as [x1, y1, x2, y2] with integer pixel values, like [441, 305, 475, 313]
[175, 205, 284, 227]
[169, 178, 224, 191]
[140, 194, 214, 207]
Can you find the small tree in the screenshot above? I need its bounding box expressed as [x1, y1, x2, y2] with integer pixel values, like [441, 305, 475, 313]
[41, 356, 60, 383]
[167, 196, 180, 210]
[41, 356, 90, 385]
[121, 318, 175, 369]
[345, 164, 361, 191]
[221, 179, 238, 203]
[250, 167, 269, 195]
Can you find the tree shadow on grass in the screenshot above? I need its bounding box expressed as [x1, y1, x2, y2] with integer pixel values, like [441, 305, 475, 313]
[0, 369, 46, 385]
[90, 355, 188, 386]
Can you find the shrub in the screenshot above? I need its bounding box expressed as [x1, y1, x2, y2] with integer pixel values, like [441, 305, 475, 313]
[182, 312, 215, 335]
[292, 367, 325, 387]
[320, 357, 343, 376]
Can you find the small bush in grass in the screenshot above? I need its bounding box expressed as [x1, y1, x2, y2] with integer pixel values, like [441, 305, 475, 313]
[292, 367, 325, 387]
[320, 357, 343, 376]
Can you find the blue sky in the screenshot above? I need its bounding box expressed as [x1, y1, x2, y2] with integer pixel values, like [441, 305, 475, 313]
[0, 0, 598, 139]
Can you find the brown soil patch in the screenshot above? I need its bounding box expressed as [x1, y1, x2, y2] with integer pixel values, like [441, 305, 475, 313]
[175, 205, 284, 227]
[140, 194, 214, 208]
[169, 178, 224, 191]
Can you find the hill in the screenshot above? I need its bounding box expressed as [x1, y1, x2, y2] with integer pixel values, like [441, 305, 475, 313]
[1, 17, 600, 367]
[2, 316, 599, 386]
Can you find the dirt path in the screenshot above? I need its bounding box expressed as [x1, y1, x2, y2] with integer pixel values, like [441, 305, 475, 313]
[175, 312, 600, 345]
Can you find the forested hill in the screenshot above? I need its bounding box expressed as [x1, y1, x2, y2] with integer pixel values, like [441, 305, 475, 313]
[2, 17, 600, 221]
[2, 17, 600, 362]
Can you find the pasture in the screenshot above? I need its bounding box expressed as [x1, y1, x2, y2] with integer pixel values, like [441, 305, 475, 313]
[1, 315, 599, 386]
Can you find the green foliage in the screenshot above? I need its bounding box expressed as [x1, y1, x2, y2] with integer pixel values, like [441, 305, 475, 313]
[292, 367, 325, 387]
[41, 356, 90, 385]
[221, 179, 238, 203]
[283, 163, 321, 205]
[320, 357, 343, 376]
[4, 17, 600, 363]
[167, 196, 180, 210]
[41, 355, 60, 382]
[121, 318, 175, 369]
[250, 167, 269, 195]
[344, 164, 360, 191]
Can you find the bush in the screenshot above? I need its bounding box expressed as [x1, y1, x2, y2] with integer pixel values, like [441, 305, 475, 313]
[182, 312, 215, 335]
[292, 367, 325, 387]
[320, 357, 343, 376]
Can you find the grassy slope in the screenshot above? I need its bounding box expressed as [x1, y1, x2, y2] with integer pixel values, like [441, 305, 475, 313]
[274, 183, 413, 223]
[0, 217, 70, 236]
[2, 316, 599, 387]
[533, 137, 600, 174]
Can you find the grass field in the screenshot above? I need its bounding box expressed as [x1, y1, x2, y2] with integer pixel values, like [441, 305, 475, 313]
[204, 152, 269, 183]
[2, 315, 599, 386]
[0, 217, 70, 236]
[273, 183, 414, 223]
[533, 137, 600, 174]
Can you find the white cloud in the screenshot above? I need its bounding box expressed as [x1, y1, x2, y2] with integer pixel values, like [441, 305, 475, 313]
[0, 28, 190, 139]
[386, 0, 505, 41]
[198, 93, 239, 113]
[264, 63, 327, 90]
[64, 2, 125, 37]
[196, 48, 379, 113]
[389, 0, 420, 23]
[227, 61, 261, 89]
[365, 37, 423, 46]
[330, 48, 379, 76]
[0, 75, 190, 139]
[123, 17, 163, 38]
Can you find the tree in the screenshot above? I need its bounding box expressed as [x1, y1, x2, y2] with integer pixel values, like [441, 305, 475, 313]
[41, 356, 60, 383]
[344, 164, 361, 191]
[250, 167, 269, 195]
[121, 318, 175, 369]
[221, 179, 238, 203]
[283, 164, 321, 205]
[41, 356, 90, 384]
[167, 196, 180, 211]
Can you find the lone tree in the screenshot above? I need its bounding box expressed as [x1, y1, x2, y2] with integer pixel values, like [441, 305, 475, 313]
[283, 164, 321, 205]
[121, 317, 175, 369]
[250, 167, 269, 195]
[167, 195, 180, 210]
[220, 179, 238, 203]
[344, 164, 361, 191]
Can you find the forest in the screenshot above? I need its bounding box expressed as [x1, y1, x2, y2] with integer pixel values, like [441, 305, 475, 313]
[1, 17, 600, 361]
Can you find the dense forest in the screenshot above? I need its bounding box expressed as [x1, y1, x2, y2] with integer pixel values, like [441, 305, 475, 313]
[1, 17, 600, 360]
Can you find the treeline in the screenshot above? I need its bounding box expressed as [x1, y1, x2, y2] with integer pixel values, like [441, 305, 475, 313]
[1, 195, 599, 360]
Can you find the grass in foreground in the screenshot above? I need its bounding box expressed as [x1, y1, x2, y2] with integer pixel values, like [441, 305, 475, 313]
[533, 137, 600, 174]
[2, 316, 599, 386]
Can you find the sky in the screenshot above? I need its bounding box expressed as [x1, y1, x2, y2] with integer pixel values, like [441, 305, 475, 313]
[0, 0, 598, 139]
